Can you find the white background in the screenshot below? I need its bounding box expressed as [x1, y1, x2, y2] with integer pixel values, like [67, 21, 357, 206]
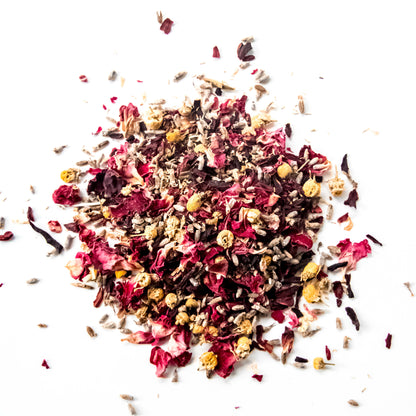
[1, 1, 415, 415]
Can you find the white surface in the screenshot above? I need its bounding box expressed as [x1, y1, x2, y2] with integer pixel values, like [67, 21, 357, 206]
[1, 1, 415, 415]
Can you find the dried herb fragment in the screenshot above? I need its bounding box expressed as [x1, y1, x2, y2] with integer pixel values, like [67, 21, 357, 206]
[41, 359, 50, 369]
[404, 282, 414, 296]
[27, 278, 39, 284]
[344, 189, 359, 208]
[71, 282, 94, 290]
[348, 400, 359, 407]
[343, 336, 351, 348]
[48, 221, 62, 233]
[341, 154, 349, 174]
[295, 356, 308, 363]
[328, 261, 348, 272]
[237, 41, 255, 61]
[345, 307, 360, 331]
[366, 234, 382, 246]
[285, 123, 292, 138]
[0, 231, 13, 241]
[28, 216, 63, 254]
[120, 394, 134, 401]
[385, 333, 392, 349]
[38, 323, 48, 328]
[127, 403, 137, 415]
[336, 318, 342, 329]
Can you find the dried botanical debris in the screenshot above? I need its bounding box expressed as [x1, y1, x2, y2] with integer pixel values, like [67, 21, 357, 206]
[385, 333, 392, 349]
[52, 80, 374, 378]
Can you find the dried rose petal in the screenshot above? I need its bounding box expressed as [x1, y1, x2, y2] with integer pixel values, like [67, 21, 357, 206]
[160, 18, 173, 34]
[345, 307, 360, 331]
[52, 185, 81, 206]
[366, 234, 383, 246]
[344, 189, 359, 208]
[341, 154, 349, 174]
[41, 359, 50, 369]
[48, 221, 62, 233]
[93, 126, 102, 136]
[325, 345, 331, 360]
[79, 75, 88, 83]
[212, 46, 220, 58]
[337, 238, 371, 271]
[271, 310, 285, 324]
[0, 231, 14, 241]
[252, 374, 263, 382]
[385, 333, 392, 349]
[337, 212, 349, 223]
[110, 97, 118, 104]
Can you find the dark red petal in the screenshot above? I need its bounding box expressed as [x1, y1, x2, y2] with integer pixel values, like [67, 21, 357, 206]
[337, 212, 349, 223]
[385, 333, 392, 349]
[252, 374, 263, 382]
[271, 310, 285, 324]
[212, 46, 220, 58]
[325, 345, 331, 360]
[344, 189, 359, 208]
[341, 154, 349, 174]
[0, 231, 14, 241]
[41, 359, 50, 369]
[160, 18, 174, 34]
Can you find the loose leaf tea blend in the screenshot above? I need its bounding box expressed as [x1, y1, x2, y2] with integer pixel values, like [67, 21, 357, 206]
[52, 70, 376, 378]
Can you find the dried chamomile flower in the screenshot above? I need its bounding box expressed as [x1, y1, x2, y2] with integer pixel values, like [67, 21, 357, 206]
[303, 178, 321, 197]
[144, 109, 164, 130]
[251, 113, 272, 129]
[277, 162, 292, 179]
[191, 324, 205, 334]
[166, 129, 184, 143]
[303, 281, 321, 303]
[135, 273, 152, 288]
[328, 172, 345, 196]
[300, 262, 320, 281]
[115, 270, 127, 279]
[238, 319, 253, 335]
[144, 224, 158, 240]
[206, 211, 223, 226]
[216, 230, 234, 249]
[179, 103, 192, 116]
[186, 194, 203, 212]
[165, 293, 178, 309]
[165, 216, 180, 232]
[135, 306, 148, 320]
[246, 208, 261, 224]
[120, 184, 133, 196]
[185, 298, 199, 309]
[313, 357, 334, 370]
[148, 287, 164, 302]
[199, 351, 218, 371]
[207, 326, 218, 337]
[175, 312, 190, 326]
[235, 336, 252, 358]
[60, 168, 79, 183]
[259, 255, 272, 272]
[194, 144, 207, 154]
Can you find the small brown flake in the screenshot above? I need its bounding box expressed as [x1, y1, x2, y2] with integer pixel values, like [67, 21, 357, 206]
[171, 368, 178, 382]
[336, 317, 342, 330]
[0, 217, 4, 229]
[64, 235, 75, 250]
[27, 278, 39, 285]
[120, 328, 132, 335]
[86, 326, 97, 337]
[156, 11, 163, 24]
[173, 72, 187, 82]
[53, 145, 67, 154]
[347, 400, 359, 407]
[75, 160, 89, 167]
[404, 282, 414, 296]
[71, 282, 94, 290]
[38, 323, 48, 328]
[298, 95, 305, 114]
[102, 321, 116, 329]
[127, 403, 137, 415]
[93, 140, 109, 152]
[343, 336, 351, 349]
[108, 71, 117, 81]
[120, 394, 134, 401]
[29, 185, 35, 194]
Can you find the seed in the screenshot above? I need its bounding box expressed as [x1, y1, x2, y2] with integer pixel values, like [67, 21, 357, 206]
[173, 71, 187, 82]
[120, 328, 132, 335]
[118, 317, 126, 329]
[171, 368, 178, 383]
[93, 140, 109, 152]
[71, 282, 94, 290]
[53, 145, 67, 154]
[348, 400, 359, 407]
[86, 326, 97, 337]
[27, 278, 39, 284]
[102, 321, 116, 329]
[108, 71, 117, 81]
[298, 95, 305, 114]
[99, 314, 109, 324]
[120, 394, 134, 401]
[64, 235, 75, 250]
[127, 403, 137, 415]
[38, 323, 48, 328]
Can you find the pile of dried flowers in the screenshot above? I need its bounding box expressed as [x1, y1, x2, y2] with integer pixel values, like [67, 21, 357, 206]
[53, 80, 374, 378]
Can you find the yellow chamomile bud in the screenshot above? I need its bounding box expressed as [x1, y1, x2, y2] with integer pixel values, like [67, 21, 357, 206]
[144, 225, 158, 240]
[165, 293, 178, 309]
[238, 319, 253, 335]
[259, 255, 272, 272]
[300, 262, 320, 282]
[303, 178, 321, 197]
[192, 324, 205, 334]
[175, 312, 190, 326]
[166, 129, 184, 143]
[328, 176, 345, 197]
[277, 162, 292, 179]
[246, 209, 261, 224]
[251, 113, 271, 129]
[148, 287, 164, 302]
[235, 336, 252, 358]
[303, 281, 321, 303]
[313, 357, 334, 370]
[194, 144, 207, 154]
[186, 194, 203, 212]
[135, 273, 152, 288]
[145, 109, 163, 130]
[207, 326, 218, 337]
[115, 270, 127, 279]
[185, 298, 199, 309]
[216, 230, 234, 249]
[199, 351, 218, 371]
[60, 168, 79, 183]
[102, 206, 111, 219]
